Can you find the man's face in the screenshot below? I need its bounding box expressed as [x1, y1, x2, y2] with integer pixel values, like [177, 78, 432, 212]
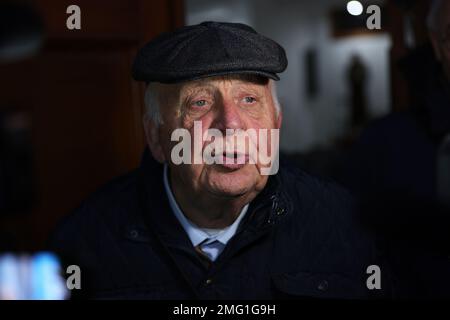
[147, 75, 281, 200]
[431, 2, 450, 81]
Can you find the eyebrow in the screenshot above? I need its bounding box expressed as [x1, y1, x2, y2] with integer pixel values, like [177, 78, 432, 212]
[180, 85, 215, 101]
[179, 79, 267, 101]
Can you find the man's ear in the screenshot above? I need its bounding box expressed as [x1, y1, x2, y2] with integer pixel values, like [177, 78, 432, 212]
[430, 31, 443, 62]
[143, 117, 166, 163]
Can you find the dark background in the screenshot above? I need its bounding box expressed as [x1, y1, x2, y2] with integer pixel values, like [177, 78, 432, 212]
[0, 0, 435, 251]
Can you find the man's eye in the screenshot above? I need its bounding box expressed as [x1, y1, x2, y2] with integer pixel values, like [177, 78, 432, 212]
[243, 96, 256, 104]
[193, 100, 208, 107]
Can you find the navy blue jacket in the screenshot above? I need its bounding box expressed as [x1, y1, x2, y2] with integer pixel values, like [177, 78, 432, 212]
[49, 152, 388, 300]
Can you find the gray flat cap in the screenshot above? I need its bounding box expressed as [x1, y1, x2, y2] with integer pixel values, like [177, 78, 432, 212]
[131, 21, 288, 83]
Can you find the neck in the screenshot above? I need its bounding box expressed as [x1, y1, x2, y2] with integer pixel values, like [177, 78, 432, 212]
[169, 171, 256, 229]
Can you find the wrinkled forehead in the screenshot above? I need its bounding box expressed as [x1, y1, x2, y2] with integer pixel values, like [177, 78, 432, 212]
[158, 74, 270, 100]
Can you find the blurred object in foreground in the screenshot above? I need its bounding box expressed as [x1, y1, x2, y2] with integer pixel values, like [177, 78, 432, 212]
[0, 110, 34, 216]
[0, 2, 44, 63]
[0, 252, 68, 300]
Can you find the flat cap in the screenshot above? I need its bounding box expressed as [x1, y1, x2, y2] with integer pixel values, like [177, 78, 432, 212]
[132, 21, 288, 83]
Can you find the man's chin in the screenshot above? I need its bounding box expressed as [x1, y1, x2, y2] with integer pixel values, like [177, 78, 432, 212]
[204, 165, 257, 198]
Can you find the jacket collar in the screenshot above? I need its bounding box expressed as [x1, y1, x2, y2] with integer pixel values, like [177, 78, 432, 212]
[125, 149, 291, 247]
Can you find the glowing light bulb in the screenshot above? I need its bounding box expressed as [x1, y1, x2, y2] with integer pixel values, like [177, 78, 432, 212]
[347, 1, 364, 16]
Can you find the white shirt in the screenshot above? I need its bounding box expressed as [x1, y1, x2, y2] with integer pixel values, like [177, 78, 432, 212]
[163, 164, 249, 261]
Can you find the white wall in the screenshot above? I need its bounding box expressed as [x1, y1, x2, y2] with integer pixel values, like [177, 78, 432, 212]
[186, 0, 254, 25]
[185, 0, 391, 152]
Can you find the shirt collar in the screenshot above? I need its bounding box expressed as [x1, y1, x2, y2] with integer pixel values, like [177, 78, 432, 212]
[163, 164, 248, 247]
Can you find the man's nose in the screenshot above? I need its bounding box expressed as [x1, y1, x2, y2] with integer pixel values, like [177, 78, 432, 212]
[212, 96, 244, 132]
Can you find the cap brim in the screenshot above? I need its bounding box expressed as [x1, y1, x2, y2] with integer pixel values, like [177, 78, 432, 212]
[147, 70, 280, 84]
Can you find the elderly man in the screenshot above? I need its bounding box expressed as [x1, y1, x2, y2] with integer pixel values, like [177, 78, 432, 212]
[50, 22, 384, 300]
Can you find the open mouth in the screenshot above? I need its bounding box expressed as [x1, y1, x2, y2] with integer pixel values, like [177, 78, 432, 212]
[209, 150, 249, 169]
